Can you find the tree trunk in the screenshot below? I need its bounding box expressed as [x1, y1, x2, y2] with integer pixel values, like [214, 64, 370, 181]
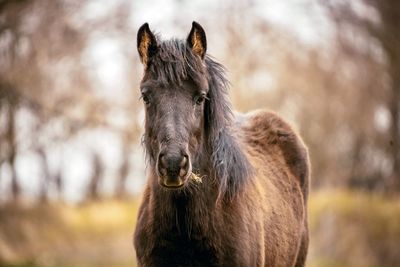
[7, 104, 20, 201]
[87, 153, 103, 200]
[54, 171, 63, 202]
[115, 146, 130, 199]
[389, 73, 400, 191]
[37, 147, 50, 203]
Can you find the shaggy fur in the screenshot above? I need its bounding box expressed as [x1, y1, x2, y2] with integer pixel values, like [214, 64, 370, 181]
[134, 22, 310, 267]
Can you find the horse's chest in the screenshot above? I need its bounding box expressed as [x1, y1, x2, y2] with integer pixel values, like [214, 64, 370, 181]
[135, 198, 252, 266]
[145, 227, 219, 267]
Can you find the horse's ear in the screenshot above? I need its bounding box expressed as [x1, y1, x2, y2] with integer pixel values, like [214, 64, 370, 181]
[187, 21, 207, 59]
[137, 23, 158, 67]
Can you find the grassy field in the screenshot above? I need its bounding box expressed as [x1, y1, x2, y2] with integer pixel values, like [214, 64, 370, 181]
[307, 190, 400, 267]
[0, 200, 139, 267]
[0, 190, 399, 267]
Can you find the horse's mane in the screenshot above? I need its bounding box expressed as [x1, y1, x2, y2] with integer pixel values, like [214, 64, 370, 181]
[145, 38, 253, 200]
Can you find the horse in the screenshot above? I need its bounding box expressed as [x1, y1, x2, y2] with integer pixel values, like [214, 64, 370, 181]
[134, 21, 310, 267]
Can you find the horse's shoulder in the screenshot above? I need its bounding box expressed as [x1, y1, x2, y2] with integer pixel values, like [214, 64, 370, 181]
[238, 109, 310, 199]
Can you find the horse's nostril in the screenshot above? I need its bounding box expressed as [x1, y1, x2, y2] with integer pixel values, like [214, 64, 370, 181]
[157, 150, 190, 182]
[179, 155, 190, 178]
[180, 156, 187, 168]
[160, 155, 167, 167]
[179, 168, 187, 178]
[159, 166, 167, 176]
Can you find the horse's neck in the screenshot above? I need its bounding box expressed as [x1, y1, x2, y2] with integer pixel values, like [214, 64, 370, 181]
[150, 174, 216, 236]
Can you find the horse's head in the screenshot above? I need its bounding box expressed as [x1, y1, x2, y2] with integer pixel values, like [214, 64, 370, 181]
[137, 22, 209, 189]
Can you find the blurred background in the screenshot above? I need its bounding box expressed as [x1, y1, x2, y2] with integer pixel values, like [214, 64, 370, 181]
[0, 0, 399, 266]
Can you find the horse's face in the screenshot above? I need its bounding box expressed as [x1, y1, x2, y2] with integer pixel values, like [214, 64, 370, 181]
[140, 79, 207, 188]
[137, 22, 208, 189]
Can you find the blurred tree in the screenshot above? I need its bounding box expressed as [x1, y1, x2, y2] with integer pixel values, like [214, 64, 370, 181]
[368, 1, 400, 191]
[87, 153, 103, 200]
[325, 0, 400, 191]
[5, 92, 19, 200]
[0, 0, 142, 202]
[218, 0, 397, 191]
[37, 146, 50, 202]
[115, 135, 131, 199]
[0, 0, 89, 201]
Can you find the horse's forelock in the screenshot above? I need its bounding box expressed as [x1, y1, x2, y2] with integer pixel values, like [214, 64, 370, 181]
[146, 39, 207, 88]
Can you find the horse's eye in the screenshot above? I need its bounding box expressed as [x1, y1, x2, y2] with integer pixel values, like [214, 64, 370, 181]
[194, 94, 206, 105]
[142, 94, 150, 105]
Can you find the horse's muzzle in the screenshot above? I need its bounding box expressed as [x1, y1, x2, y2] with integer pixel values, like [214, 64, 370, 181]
[157, 149, 191, 188]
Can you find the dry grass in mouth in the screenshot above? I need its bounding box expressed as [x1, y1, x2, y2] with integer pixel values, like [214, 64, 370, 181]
[190, 172, 203, 184]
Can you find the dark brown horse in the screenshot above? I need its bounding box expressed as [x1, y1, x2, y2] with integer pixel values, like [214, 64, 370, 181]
[134, 21, 310, 267]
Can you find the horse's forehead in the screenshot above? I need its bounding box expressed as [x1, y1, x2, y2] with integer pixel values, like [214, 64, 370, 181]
[142, 66, 208, 92]
[141, 80, 200, 96]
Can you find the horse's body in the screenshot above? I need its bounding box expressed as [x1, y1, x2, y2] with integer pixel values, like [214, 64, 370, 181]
[134, 22, 310, 267]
